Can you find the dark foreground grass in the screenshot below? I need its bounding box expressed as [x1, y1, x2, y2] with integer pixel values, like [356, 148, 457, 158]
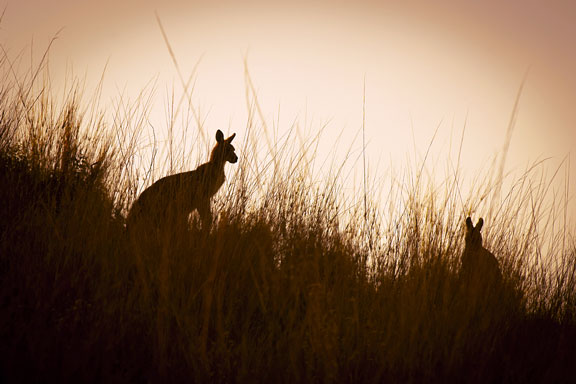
[1, 62, 576, 383]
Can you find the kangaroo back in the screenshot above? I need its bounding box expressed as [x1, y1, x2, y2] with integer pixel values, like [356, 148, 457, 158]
[126, 171, 198, 231]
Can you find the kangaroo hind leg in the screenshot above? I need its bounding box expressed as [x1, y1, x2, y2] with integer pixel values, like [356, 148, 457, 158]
[196, 200, 213, 231]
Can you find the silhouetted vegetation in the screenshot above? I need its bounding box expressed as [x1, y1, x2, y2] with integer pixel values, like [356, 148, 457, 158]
[1, 55, 575, 383]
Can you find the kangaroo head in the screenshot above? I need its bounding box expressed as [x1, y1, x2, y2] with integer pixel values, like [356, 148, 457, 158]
[465, 217, 484, 250]
[211, 129, 238, 164]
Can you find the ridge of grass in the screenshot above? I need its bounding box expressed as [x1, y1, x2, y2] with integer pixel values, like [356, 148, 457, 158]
[1, 54, 575, 383]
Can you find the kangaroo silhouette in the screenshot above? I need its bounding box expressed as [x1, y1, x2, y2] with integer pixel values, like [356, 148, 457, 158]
[127, 130, 238, 233]
[461, 217, 501, 286]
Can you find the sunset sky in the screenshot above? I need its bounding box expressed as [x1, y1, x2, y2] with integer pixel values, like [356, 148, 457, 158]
[2, 0, 575, 222]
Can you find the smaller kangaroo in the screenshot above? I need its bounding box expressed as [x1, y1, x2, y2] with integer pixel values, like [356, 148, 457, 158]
[461, 217, 501, 285]
[127, 130, 238, 233]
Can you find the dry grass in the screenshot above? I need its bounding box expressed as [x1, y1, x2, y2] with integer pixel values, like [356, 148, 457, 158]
[1, 52, 575, 383]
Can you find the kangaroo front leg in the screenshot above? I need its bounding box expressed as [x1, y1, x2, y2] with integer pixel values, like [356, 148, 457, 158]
[197, 200, 213, 231]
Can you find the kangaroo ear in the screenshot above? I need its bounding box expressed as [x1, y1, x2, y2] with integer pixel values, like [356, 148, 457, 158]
[476, 218, 484, 231]
[216, 130, 224, 143]
[466, 217, 473, 230]
[226, 133, 236, 143]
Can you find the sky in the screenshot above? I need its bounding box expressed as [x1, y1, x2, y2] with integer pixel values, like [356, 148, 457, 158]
[2, 0, 575, 224]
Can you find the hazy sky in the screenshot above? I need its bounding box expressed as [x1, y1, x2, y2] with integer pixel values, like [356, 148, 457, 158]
[2, 0, 575, 221]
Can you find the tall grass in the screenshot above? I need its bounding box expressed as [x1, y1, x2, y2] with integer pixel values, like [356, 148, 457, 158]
[1, 51, 575, 383]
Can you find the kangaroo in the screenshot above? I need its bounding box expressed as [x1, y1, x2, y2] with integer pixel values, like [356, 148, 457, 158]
[127, 130, 238, 234]
[461, 217, 501, 286]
